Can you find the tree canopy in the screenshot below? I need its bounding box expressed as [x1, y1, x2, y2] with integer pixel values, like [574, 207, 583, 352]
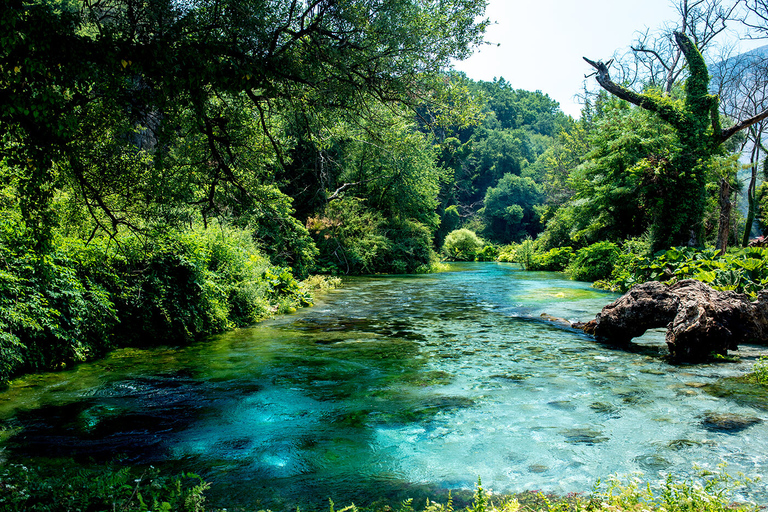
[1, 0, 488, 248]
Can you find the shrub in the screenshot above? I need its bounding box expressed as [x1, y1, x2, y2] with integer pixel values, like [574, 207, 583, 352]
[515, 237, 536, 270]
[530, 246, 574, 271]
[308, 198, 390, 274]
[0, 220, 317, 386]
[496, 244, 517, 263]
[599, 245, 768, 296]
[383, 218, 436, 273]
[566, 241, 620, 282]
[0, 220, 120, 385]
[442, 229, 484, 261]
[475, 244, 500, 262]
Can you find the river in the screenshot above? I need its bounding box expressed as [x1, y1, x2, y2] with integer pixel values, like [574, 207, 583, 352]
[1, 263, 767, 508]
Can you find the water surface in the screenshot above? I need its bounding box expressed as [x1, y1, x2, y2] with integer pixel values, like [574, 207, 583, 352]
[1, 263, 767, 508]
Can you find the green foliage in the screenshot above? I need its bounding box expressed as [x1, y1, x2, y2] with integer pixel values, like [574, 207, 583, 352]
[0, 217, 119, 385]
[0, 462, 209, 512]
[442, 229, 484, 261]
[752, 356, 768, 385]
[113, 226, 277, 345]
[309, 198, 391, 274]
[756, 181, 768, 235]
[600, 245, 768, 297]
[0, 457, 759, 512]
[0, 221, 318, 386]
[263, 266, 313, 314]
[1, 0, 488, 247]
[496, 244, 518, 263]
[530, 247, 574, 271]
[539, 97, 679, 249]
[475, 245, 500, 262]
[480, 174, 543, 243]
[435, 79, 571, 239]
[308, 198, 436, 274]
[301, 274, 343, 292]
[515, 238, 536, 270]
[565, 242, 620, 282]
[436, 205, 462, 249]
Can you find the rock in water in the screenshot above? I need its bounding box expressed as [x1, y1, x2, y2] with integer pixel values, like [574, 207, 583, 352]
[582, 279, 768, 361]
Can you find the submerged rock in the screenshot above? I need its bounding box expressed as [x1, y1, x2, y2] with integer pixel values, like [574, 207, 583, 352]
[576, 279, 768, 361]
[700, 412, 763, 433]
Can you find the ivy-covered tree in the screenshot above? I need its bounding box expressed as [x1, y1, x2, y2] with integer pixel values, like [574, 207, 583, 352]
[585, 31, 768, 251]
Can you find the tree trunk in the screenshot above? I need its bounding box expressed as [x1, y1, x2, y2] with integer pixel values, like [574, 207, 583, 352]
[716, 177, 732, 255]
[743, 134, 762, 247]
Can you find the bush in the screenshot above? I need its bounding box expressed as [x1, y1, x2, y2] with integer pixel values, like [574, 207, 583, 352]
[0, 220, 317, 386]
[113, 225, 279, 345]
[0, 219, 120, 385]
[442, 229, 484, 261]
[384, 218, 437, 273]
[475, 244, 500, 262]
[530, 246, 574, 271]
[599, 245, 768, 297]
[496, 244, 517, 263]
[566, 241, 620, 282]
[515, 238, 536, 270]
[308, 199, 437, 274]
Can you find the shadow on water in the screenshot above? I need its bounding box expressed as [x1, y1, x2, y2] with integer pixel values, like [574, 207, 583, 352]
[1, 263, 768, 509]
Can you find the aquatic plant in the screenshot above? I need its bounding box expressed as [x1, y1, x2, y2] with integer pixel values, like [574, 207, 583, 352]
[0, 460, 760, 512]
[753, 356, 768, 386]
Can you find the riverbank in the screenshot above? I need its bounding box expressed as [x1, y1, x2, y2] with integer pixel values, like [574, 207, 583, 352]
[0, 219, 341, 388]
[0, 458, 760, 511]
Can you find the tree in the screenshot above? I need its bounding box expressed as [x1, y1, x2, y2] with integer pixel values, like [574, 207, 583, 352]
[0, 0, 488, 249]
[743, 0, 768, 36]
[626, 0, 740, 94]
[480, 173, 542, 243]
[584, 31, 768, 251]
[713, 46, 768, 246]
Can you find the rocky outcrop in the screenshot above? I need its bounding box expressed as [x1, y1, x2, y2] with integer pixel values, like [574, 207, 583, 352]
[578, 279, 768, 361]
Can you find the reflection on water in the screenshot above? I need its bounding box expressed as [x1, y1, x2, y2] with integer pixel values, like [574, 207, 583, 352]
[1, 262, 768, 508]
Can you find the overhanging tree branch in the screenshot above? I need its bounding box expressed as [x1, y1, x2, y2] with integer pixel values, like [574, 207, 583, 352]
[720, 107, 768, 143]
[582, 56, 685, 128]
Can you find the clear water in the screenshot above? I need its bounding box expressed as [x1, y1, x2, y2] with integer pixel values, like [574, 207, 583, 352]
[1, 262, 768, 508]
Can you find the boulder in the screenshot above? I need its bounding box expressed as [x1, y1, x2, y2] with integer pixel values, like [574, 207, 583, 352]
[579, 279, 768, 361]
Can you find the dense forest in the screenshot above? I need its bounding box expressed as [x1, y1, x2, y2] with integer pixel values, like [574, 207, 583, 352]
[2, 0, 768, 386]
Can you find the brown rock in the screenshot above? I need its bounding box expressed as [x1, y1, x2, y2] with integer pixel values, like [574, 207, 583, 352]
[582, 279, 768, 361]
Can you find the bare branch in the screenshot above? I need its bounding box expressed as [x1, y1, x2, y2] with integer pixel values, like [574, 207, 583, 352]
[720, 107, 768, 141]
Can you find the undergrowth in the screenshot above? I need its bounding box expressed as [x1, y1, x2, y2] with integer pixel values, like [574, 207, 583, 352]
[596, 246, 768, 297]
[0, 218, 335, 387]
[0, 463, 760, 512]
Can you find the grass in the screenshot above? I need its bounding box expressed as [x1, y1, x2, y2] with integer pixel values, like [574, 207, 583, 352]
[0, 463, 761, 512]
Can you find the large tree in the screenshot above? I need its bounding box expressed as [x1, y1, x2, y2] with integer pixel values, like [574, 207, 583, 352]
[0, 0, 488, 248]
[584, 31, 768, 251]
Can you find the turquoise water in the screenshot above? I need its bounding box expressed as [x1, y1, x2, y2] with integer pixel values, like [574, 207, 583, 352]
[1, 263, 767, 508]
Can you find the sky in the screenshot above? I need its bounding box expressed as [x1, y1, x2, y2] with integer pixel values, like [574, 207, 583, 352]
[451, 0, 749, 118]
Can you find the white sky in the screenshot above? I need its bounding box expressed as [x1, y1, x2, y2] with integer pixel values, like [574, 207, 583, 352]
[452, 0, 753, 118]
